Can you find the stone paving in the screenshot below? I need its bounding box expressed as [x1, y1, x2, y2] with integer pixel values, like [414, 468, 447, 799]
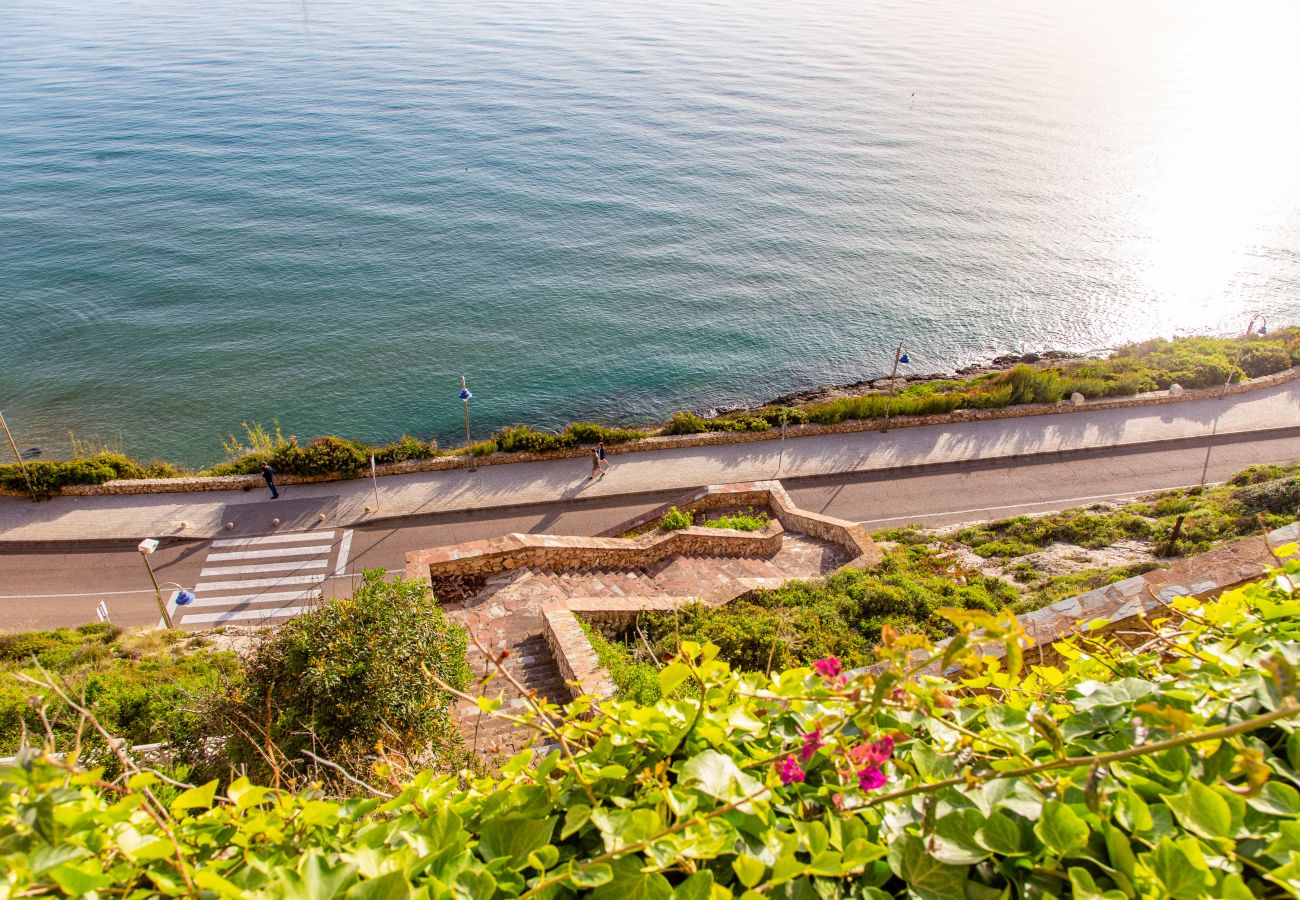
[447, 532, 845, 758]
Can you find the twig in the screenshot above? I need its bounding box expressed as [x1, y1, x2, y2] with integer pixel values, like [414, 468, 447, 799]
[301, 749, 393, 798]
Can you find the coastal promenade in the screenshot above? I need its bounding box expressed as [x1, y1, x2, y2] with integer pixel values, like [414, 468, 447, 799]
[2, 379, 1298, 547]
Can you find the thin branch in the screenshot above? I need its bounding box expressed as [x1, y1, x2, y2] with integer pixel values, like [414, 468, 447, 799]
[301, 749, 393, 798]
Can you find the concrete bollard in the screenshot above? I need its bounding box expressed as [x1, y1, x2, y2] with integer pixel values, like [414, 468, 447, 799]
[1071, 392, 1085, 406]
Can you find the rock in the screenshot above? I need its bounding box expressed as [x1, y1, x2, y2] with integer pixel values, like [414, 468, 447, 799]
[1169, 383, 1184, 396]
[1021, 352, 1042, 363]
[1071, 392, 1086, 406]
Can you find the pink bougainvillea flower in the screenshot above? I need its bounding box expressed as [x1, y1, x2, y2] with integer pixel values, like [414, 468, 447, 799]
[849, 736, 896, 768]
[812, 656, 843, 680]
[777, 755, 806, 785]
[857, 766, 887, 791]
[800, 729, 825, 763]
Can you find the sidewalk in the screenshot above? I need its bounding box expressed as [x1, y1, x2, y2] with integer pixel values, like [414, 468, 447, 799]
[2, 380, 1298, 545]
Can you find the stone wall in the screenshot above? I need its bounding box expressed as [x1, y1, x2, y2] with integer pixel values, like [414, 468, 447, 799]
[405, 521, 783, 585]
[23, 365, 1298, 498]
[543, 608, 617, 699]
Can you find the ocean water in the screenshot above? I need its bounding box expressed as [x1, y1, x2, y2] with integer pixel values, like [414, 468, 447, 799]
[2, 0, 1299, 466]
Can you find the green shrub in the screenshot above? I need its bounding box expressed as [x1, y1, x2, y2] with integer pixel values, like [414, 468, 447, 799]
[578, 621, 662, 704]
[563, 422, 648, 444]
[279, 435, 368, 477]
[1001, 364, 1065, 404]
[1234, 477, 1300, 516]
[659, 506, 692, 531]
[662, 411, 711, 435]
[702, 508, 770, 531]
[202, 454, 263, 476]
[373, 434, 439, 464]
[1238, 341, 1292, 378]
[215, 571, 470, 785]
[495, 426, 578, 454]
[469, 438, 498, 456]
[757, 407, 809, 427]
[7, 570, 1300, 898]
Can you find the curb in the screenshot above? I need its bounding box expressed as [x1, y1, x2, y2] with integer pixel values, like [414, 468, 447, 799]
[4, 423, 1295, 549]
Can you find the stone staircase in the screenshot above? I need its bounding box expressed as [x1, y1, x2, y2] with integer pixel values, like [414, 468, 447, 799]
[446, 538, 837, 759]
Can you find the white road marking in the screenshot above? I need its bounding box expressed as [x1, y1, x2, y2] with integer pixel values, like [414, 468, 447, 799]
[187, 589, 321, 608]
[194, 574, 327, 592]
[211, 532, 335, 548]
[206, 545, 333, 561]
[199, 560, 329, 577]
[333, 528, 354, 577]
[0, 589, 154, 601]
[182, 605, 317, 625]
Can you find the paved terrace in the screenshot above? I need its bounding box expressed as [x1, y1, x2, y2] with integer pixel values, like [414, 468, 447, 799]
[2, 378, 1298, 544]
[405, 481, 879, 758]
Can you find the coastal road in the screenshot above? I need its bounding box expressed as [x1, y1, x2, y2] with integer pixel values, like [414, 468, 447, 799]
[1, 430, 1296, 632]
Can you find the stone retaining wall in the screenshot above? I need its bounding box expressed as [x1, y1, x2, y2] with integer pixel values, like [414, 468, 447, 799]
[542, 608, 617, 699]
[405, 521, 783, 584]
[23, 365, 1298, 498]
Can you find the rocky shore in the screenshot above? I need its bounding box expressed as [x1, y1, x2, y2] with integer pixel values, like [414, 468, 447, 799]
[719, 350, 1087, 414]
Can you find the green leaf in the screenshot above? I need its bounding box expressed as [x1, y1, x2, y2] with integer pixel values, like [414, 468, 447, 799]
[976, 811, 1025, 857]
[932, 809, 991, 865]
[591, 808, 663, 852]
[1248, 780, 1300, 817]
[562, 803, 592, 839]
[48, 863, 112, 896]
[590, 857, 673, 900]
[29, 844, 90, 876]
[1149, 838, 1211, 899]
[659, 663, 692, 695]
[346, 871, 412, 900]
[671, 871, 714, 900]
[1034, 801, 1090, 857]
[1069, 867, 1126, 900]
[1074, 678, 1158, 710]
[571, 863, 614, 888]
[478, 816, 557, 866]
[1165, 781, 1233, 840]
[170, 779, 218, 812]
[678, 750, 764, 802]
[910, 742, 954, 780]
[194, 870, 247, 899]
[732, 855, 765, 888]
[887, 833, 967, 900]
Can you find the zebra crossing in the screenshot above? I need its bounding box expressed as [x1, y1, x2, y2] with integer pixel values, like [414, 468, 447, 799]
[172, 529, 349, 627]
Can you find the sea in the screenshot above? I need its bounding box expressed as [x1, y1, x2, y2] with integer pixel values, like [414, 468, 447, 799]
[3, 0, 1299, 466]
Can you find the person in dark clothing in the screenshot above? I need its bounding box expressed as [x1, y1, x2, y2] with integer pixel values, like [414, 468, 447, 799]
[260, 461, 279, 499]
[597, 441, 610, 473]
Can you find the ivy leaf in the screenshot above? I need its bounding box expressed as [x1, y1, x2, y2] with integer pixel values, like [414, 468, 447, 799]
[562, 803, 592, 839]
[170, 779, 218, 812]
[678, 750, 763, 803]
[932, 809, 991, 865]
[887, 833, 967, 900]
[478, 816, 557, 866]
[590, 857, 673, 900]
[48, 863, 112, 896]
[1165, 781, 1233, 840]
[591, 808, 662, 852]
[1069, 867, 1126, 900]
[571, 863, 614, 888]
[670, 871, 714, 900]
[1148, 838, 1211, 899]
[732, 854, 765, 888]
[1034, 802, 1089, 857]
[976, 812, 1026, 857]
[29, 844, 90, 876]
[1073, 678, 1158, 710]
[659, 663, 692, 696]
[345, 870, 412, 900]
[1248, 780, 1300, 817]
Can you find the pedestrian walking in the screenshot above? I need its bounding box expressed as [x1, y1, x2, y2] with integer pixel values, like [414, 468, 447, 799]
[260, 461, 279, 499]
[587, 447, 604, 481]
[597, 441, 610, 473]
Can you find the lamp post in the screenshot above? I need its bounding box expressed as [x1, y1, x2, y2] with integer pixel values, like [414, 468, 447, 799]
[137, 538, 177, 628]
[0, 409, 36, 502]
[1221, 313, 1270, 398]
[459, 376, 476, 472]
[880, 343, 910, 433]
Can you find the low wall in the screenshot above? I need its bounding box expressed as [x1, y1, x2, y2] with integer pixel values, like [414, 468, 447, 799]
[405, 521, 783, 584]
[25, 365, 1298, 498]
[543, 608, 617, 700]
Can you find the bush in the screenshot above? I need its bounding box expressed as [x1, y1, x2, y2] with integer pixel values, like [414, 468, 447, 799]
[1001, 364, 1065, 404]
[0, 453, 144, 497]
[214, 571, 470, 784]
[495, 426, 578, 454]
[662, 410, 711, 435]
[659, 506, 692, 531]
[1234, 477, 1300, 516]
[702, 508, 769, 531]
[578, 621, 662, 704]
[373, 434, 439, 464]
[15, 571, 1300, 898]
[563, 422, 649, 444]
[1238, 341, 1292, 378]
[281, 435, 368, 477]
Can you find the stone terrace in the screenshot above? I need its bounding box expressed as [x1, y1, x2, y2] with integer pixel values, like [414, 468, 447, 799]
[404, 481, 880, 759]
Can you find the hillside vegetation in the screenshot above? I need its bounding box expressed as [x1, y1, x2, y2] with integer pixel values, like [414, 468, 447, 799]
[4, 559, 1300, 897]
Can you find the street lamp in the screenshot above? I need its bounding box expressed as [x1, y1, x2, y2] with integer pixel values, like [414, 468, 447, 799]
[459, 376, 476, 472]
[137, 539, 194, 629]
[0, 409, 37, 502]
[880, 343, 910, 433]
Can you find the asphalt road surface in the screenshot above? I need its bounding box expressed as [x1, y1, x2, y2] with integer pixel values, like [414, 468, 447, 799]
[1, 431, 1296, 632]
